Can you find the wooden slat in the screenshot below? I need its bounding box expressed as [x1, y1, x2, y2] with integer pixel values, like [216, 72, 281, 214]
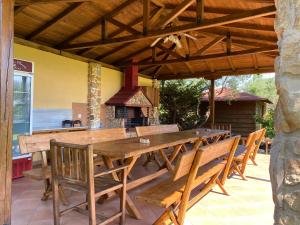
[0, 0, 14, 223]
[61, 5, 276, 50]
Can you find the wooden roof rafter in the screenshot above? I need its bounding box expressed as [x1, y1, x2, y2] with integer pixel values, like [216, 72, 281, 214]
[60, 5, 276, 50]
[15, 0, 91, 6]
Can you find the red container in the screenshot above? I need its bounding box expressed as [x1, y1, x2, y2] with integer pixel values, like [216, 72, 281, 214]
[12, 157, 32, 179]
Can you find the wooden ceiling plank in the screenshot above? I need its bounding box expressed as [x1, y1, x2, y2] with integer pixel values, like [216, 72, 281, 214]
[143, 0, 150, 34]
[157, 45, 183, 59]
[95, 43, 130, 60]
[61, 5, 276, 50]
[127, 46, 277, 66]
[113, 46, 150, 64]
[15, 0, 90, 6]
[158, 66, 275, 80]
[56, 0, 137, 48]
[252, 53, 259, 69]
[156, 0, 195, 28]
[26, 2, 83, 40]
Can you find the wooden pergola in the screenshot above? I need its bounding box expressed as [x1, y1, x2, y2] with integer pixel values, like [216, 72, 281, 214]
[0, 0, 277, 224]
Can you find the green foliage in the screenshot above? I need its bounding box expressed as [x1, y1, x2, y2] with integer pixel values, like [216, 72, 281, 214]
[256, 108, 275, 138]
[160, 79, 208, 130]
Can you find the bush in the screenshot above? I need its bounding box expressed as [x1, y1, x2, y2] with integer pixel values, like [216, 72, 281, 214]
[256, 108, 275, 138]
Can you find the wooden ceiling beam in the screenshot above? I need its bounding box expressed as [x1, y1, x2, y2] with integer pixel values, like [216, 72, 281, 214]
[126, 46, 277, 66]
[196, 0, 204, 23]
[15, 0, 90, 6]
[55, 0, 137, 48]
[113, 46, 150, 64]
[61, 5, 276, 50]
[156, 0, 195, 28]
[14, 6, 27, 16]
[158, 66, 275, 80]
[194, 36, 225, 55]
[95, 43, 131, 60]
[106, 17, 140, 35]
[179, 16, 274, 32]
[26, 2, 83, 40]
[143, 0, 150, 34]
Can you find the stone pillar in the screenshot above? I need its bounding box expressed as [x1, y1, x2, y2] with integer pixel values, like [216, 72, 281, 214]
[88, 62, 101, 129]
[270, 1, 300, 224]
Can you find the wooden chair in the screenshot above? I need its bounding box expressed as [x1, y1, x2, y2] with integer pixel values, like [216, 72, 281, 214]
[136, 136, 240, 225]
[18, 128, 127, 202]
[231, 128, 266, 180]
[51, 140, 127, 225]
[135, 124, 180, 167]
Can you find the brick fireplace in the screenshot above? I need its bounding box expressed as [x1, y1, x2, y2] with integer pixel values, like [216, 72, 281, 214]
[104, 65, 159, 129]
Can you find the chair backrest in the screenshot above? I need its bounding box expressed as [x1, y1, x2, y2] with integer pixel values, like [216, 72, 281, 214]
[135, 124, 179, 137]
[19, 128, 126, 154]
[211, 123, 231, 132]
[251, 128, 266, 157]
[50, 140, 93, 186]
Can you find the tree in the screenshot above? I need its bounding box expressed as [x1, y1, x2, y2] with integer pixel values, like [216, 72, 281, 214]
[160, 79, 208, 130]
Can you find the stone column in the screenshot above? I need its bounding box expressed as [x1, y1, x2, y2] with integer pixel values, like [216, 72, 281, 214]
[88, 62, 101, 129]
[270, 1, 300, 224]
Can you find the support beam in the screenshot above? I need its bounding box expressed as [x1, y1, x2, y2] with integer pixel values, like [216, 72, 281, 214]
[196, 0, 204, 24]
[14, 5, 26, 16]
[194, 36, 225, 55]
[26, 2, 83, 40]
[15, 0, 89, 5]
[61, 5, 276, 50]
[209, 79, 215, 128]
[126, 46, 277, 66]
[113, 46, 150, 64]
[0, 0, 14, 224]
[156, 0, 195, 28]
[101, 19, 107, 40]
[143, 0, 150, 34]
[106, 17, 140, 35]
[158, 66, 275, 80]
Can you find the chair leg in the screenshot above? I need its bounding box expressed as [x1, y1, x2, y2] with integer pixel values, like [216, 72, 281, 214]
[250, 156, 258, 166]
[120, 170, 127, 225]
[153, 209, 178, 225]
[88, 193, 96, 225]
[58, 185, 69, 206]
[233, 162, 247, 180]
[216, 179, 229, 196]
[52, 178, 60, 225]
[41, 178, 52, 201]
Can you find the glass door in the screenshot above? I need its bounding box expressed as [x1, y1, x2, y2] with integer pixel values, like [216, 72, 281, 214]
[12, 72, 33, 159]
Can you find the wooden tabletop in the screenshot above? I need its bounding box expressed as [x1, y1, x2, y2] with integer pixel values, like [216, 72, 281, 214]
[93, 129, 230, 158]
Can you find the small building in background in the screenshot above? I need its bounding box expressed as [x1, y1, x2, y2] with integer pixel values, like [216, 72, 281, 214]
[200, 88, 272, 137]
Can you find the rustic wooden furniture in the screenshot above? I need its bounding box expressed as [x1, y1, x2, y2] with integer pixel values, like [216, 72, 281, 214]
[18, 128, 127, 201]
[231, 128, 266, 180]
[50, 140, 127, 225]
[135, 124, 180, 167]
[136, 136, 240, 225]
[93, 129, 231, 219]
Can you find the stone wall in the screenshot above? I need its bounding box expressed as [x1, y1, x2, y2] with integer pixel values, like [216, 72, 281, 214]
[87, 63, 101, 129]
[270, 1, 300, 224]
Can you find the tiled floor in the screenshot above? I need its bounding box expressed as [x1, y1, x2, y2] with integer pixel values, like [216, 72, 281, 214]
[12, 154, 274, 225]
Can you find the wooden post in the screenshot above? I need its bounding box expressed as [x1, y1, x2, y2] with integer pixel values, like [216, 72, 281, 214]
[209, 79, 215, 128]
[0, 0, 14, 224]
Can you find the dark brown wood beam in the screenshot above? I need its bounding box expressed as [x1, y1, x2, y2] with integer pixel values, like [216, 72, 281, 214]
[156, 0, 195, 28]
[55, 0, 137, 48]
[14, 5, 26, 16]
[143, 0, 150, 34]
[127, 46, 277, 66]
[106, 17, 140, 35]
[194, 36, 225, 55]
[101, 19, 107, 40]
[158, 66, 275, 80]
[179, 16, 275, 32]
[196, 0, 204, 23]
[61, 5, 276, 50]
[26, 2, 83, 40]
[15, 0, 90, 6]
[0, 0, 14, 224]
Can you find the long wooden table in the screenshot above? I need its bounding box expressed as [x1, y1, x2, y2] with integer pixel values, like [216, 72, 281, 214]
[93, 129, 230, 219]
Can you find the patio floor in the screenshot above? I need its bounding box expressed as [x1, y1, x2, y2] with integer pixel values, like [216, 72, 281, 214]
[12, 153, 274, 225]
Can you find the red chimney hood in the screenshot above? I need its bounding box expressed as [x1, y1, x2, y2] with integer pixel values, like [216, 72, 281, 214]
[106, 65, 152, 107]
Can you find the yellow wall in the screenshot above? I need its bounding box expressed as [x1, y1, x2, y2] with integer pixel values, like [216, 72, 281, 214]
[14, 44, 88, 109]
[14, 43, 154, 108]
[101, 67, 123, 104]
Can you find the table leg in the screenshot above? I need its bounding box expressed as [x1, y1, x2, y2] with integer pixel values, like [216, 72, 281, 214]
[102, 155, 142, 220]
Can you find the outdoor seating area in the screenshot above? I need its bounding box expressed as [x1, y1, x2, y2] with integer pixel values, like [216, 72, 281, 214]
[1, 0, 300, 225]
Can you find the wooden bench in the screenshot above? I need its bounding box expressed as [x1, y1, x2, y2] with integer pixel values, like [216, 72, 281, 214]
[231, 128, 266, 180]
[136, 136, 240, 225]
[135, 124, 180, 167]
[18, 128, 127, 202]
